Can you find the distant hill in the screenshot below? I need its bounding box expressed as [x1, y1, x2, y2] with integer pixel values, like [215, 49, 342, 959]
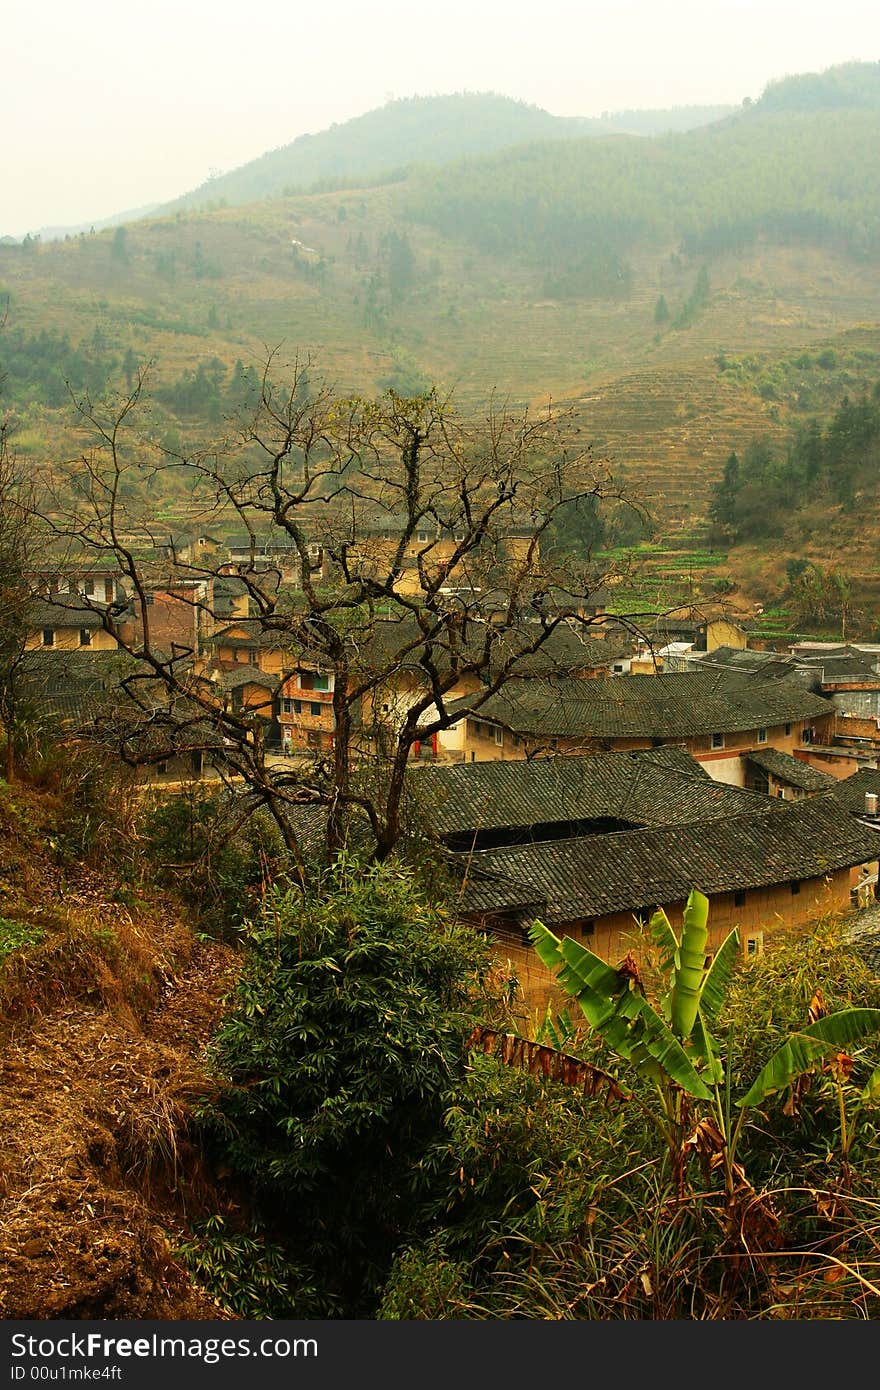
[5, 61, 880, 619]
[404, 104, 880, 288]
[159, 92, 734, 214]
[754, 60, 880, 114]
[19, 205, 161, 246]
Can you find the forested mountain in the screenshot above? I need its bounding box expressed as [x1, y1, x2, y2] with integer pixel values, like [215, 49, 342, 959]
[754, 59, 880, 113]
[406, 106, 880, 292]
[159, 92, 734, 214]
[5, 63, 880, 627]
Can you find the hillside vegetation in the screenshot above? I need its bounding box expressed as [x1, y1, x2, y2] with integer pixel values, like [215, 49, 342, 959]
[159, 92, 735, 216]
[4, 63, 880, 621]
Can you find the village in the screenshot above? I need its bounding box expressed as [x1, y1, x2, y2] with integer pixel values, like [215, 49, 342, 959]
[17, 511, 880, 1010]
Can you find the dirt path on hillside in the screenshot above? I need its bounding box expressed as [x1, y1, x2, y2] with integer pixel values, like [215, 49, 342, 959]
[0, 929, 240, 1320]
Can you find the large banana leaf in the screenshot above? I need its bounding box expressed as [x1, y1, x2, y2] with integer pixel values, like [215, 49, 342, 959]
[648, 906, 678, 976]
[698, 928, 741, 1023]
[670, 889, 709, 1041]
[739, 1008, 880, 1109]
[861, 1064, 880, 1105]
[529, 920, 713, 1100]
[689, 1010, 724, 1085]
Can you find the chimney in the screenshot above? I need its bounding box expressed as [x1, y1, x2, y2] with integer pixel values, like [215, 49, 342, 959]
[865, 792, 879, 819]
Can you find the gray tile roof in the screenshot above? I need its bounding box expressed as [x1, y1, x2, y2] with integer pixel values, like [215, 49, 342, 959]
[457, 794, 880, 924]
[825, 769, 880, 818]
[444, 670, 835, 741]
[745, 747, 837, 792]
[18, 650, 133, 729]
[412, 747, 776, 841]
[216, 664, 280, 692]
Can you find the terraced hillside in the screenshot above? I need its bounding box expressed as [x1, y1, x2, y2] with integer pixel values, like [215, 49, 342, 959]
[4, 76, 880, 624]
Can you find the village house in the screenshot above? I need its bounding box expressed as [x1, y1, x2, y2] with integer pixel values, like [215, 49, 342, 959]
[438, 668, 837, 779]
[24, 566, 134, 653]
[411, 745, 777, 852]
[406, 748, 880, 1008]
[337, 509, 541, 597]
[224, 534, 326, 587]
[743, 746, 838, 799]
[456, 796, 880, 1009]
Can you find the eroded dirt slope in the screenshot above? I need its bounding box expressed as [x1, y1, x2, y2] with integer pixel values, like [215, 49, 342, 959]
[0, 786, 239, 1319]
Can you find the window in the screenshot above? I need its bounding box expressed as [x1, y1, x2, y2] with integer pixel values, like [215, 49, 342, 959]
[312, 673, 330, 692]
[42, 628, 54, 647]
[784, 723, 791, 736]
[281, 699, 294, 715]
[494, 727, 504, 747]
[790, 880, 801, 896]
[734, 890, 746, 908]
[417, 530, 430, 543]
[756, 728, 767, 744]
[580, 921, 595, 938]
[310, 702, 321, 717]
[79, 629, 92, 647]
[711, 732, 725, 749]
[745, 932, 764, 958]
[84, 579, 95, 596]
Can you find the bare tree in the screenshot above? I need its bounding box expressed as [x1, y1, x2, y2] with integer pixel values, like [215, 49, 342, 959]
[36, 357, 638, 864]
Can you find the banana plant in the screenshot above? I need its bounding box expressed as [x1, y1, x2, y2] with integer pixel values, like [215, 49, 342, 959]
[530, 890, 737, 1175]
[529, 890, 880, 1194]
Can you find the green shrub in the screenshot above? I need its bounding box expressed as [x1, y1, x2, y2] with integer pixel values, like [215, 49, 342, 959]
[0, 917, 44, 964]
[200, 858, 496, 1314]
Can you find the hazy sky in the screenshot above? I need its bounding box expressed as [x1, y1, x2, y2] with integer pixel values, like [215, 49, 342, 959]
[4, 0, 879, 236]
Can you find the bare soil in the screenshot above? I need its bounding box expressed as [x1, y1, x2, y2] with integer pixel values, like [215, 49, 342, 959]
[0, 788, 241, 1319]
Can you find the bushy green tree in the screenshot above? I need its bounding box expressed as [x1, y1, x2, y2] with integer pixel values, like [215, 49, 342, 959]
[201, 860, 495, 1314]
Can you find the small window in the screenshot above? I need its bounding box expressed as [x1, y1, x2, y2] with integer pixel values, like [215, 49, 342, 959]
[494, 728, 504, 747]
[84, 579, 95, 596]
[312, 673, 330, 692]
[310, 702, 321, 717]
[157, 760, 168, 775]
[79, 629, 92, 647]
[745, 932, 764, 958]
[756, 728, 767, 744]
[734, 890, 746, 908]
[790, 880, 801, 896]
[417, 530, 430, 543]
[42, 628, 55, 647]
[281, 699, 294, 715]
[580, 921, 595, 938]
[784, 723, 792, 736]
[711, 732, 725, 750]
